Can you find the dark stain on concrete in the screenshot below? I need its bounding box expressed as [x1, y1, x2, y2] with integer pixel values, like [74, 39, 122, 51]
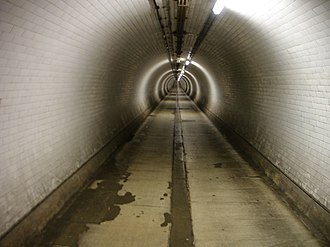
[246, 175, 261, 179]
[214, 162, 223, 168]
[160, 213, 173, 227]
[32, 154, 135, 246]
[213, 162, 242, 168]
[115, 192, 135, 204]
[122, 172, 131, 182]
[103, 205, 121, 221]
[238, 175, 262, 179]
[182, 120, 196, 122]
[97, 180, 122, 191]
[33, 222, 89, 247]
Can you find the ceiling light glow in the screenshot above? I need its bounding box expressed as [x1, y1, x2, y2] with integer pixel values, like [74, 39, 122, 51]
[212, 0, 225, 15]
[224, 0, 273, 15]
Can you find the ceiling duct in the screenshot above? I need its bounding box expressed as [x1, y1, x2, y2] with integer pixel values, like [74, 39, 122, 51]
[175, 0, 189, 70]
[164, 0, 175, 70]
[151, 0, 175, 71]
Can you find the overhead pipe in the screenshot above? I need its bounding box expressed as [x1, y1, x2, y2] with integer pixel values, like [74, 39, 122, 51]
[175, 0, 189, 71]
[164, 0, 175, 63]
[151, 0, 175, 71]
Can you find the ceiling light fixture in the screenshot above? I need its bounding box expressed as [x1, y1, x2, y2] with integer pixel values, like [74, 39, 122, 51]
[212, 0, 225, 15]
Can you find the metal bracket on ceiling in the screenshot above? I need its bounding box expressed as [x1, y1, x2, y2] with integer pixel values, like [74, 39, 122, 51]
[178, 0, 189, 7]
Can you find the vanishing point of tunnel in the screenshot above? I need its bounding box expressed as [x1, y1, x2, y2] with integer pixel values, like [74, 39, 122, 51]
[0, 0, 329, 246]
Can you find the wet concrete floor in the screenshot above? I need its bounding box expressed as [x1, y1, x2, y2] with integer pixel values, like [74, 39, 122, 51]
[32, 91, 326, 246]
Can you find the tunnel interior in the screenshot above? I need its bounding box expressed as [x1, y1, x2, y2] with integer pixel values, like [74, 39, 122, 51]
[0, 0, 329, 245]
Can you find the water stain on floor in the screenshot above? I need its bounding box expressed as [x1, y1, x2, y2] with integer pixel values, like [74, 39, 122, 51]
[32, 156, 135, 247]
[213, 162, 242, 168]
[160, 213, 172, 227]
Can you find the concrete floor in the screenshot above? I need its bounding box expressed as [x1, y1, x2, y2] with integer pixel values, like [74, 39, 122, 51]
[179, 94, 324, 247]
[33, 91, 325, 246]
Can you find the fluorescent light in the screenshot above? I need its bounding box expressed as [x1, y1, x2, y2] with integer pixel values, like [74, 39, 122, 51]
[212, 0, 225, 15]
[187, 52, 192, 60]
[224, 0, 273, 15]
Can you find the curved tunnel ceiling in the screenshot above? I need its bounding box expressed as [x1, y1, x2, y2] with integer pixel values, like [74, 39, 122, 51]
[0, 0, 329, 238]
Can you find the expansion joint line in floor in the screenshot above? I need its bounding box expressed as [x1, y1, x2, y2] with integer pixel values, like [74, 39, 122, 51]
[169, 87, 194, 247]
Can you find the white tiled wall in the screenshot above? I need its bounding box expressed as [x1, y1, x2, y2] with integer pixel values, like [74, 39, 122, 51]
[193, 0, 330, 210]
[0, 0, 166, 237]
